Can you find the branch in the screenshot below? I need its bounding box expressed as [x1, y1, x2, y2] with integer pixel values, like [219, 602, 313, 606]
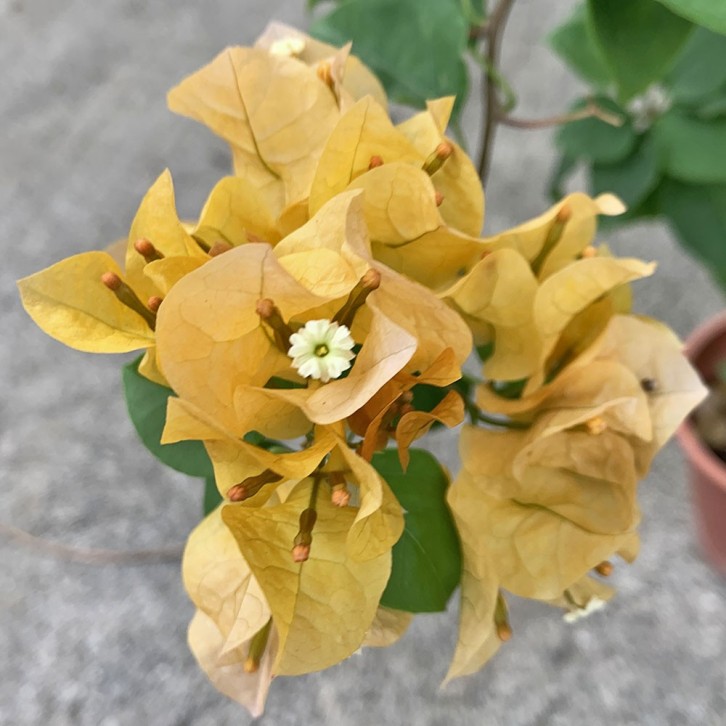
[498, 100, 625, 130]
[477, 0, 516, 183]
[0, 520, 183, 565]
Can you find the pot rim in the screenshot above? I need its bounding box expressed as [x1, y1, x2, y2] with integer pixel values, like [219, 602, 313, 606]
[677, 310, 726, 493]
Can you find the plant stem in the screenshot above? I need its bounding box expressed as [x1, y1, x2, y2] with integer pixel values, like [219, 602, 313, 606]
[477, 0, 516, 184]
[498, 100, 625, 130]
[462, 395, 531, 430]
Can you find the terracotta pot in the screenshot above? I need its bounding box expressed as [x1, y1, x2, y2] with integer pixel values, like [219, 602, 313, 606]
[677, 311, 726, 575]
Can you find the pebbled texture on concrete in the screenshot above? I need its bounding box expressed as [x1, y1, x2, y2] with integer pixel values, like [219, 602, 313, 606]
[2, 1, 725, 724]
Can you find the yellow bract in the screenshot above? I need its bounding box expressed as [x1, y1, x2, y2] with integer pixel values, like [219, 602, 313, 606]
[309, 96, 485, 289]
[17, 251, 155, 354]
[183, 508, 275, 717]
[362, 607, 413, 648]
[222, 480, 392, 676]
[254, 22, 387, 111]
[446, 235, 655, 384]
[168, 46, 341, 214]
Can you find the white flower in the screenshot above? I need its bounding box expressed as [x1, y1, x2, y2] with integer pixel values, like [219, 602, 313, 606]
[563, 596, 607, 623]
[269, 36, 306, 57]
[288, 319, 356, 383]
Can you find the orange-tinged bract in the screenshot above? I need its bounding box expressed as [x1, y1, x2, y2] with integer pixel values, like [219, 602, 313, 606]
[16, 22, 708, 720]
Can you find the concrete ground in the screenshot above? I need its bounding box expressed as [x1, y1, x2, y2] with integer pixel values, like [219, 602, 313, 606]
[2, 0, 725, 724]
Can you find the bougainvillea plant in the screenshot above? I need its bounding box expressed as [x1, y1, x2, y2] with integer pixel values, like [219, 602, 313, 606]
[17, 23, 707, 717]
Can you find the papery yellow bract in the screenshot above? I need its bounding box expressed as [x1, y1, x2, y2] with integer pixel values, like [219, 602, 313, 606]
[168, 46, 342, 213]
[254, 22, 387, 111]
[309, 96, 485, 289]
[450, 438, 640, 604]
[17, 250, 156, 354]
[222, 480, 392, 676]
[362, 607, 413, 648]
[17, 169, 278, 386]
[483, 192, 625, 276]
[397, 98, 484, 238]
[445, 466, 501, 682]
[183, 508, 276, 717]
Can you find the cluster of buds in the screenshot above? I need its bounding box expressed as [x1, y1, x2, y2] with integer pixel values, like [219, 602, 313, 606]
[17, 22, 706, 719]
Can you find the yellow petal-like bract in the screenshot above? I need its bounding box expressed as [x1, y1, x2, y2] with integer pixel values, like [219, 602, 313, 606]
[223, 480, 392, 676]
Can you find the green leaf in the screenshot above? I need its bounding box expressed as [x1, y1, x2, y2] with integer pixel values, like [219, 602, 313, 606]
[203, 476, 222, 515]
[653, 109, 726, 184]
[590, 134, 661, 210]
[660, 178, 726, 289]
[556, 97, 636, 164]
[489, 378, 527, 400]
[587, 0, 693, 101]
[476, 341, 494, 363]
[665, 27, 726, 104]
[549, 4, 613, 88]
[412, 378, 471, 414]
[460, 0, 486, 25]
[374, 449, 461, 612]
[311, 0, 469, 115]
[697, 93, 726, 121]
[598, 179, 665, 229]
[122, 356, 214, 478]
[655, 0, 726, 36]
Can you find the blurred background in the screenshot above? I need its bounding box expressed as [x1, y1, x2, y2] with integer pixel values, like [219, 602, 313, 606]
[1, 0, 725, 724]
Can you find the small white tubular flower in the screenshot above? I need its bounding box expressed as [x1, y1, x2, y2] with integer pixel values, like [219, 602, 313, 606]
[288, 319, 356, 383]
[269, 36, 306, 57]
[563, 596, 607, 624]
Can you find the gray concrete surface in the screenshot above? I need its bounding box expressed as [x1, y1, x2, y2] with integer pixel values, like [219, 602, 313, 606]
[2, 1, 725, 724]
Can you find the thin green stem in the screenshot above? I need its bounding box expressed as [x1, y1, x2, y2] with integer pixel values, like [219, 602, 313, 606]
[462, 394, 531, 430]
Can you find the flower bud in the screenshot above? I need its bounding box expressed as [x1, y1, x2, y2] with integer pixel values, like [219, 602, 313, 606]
[133, 237, 164, 263]
[227, 470, 283, 501]
[423, 141, 454, 175]
[256, 298, 295, 353]
[209, 241, 233, 257]
[595, 560, 614, 577]
[332, 269, 382, 328]
[585, 417, 607, 435]
[101, 272, 156, 330]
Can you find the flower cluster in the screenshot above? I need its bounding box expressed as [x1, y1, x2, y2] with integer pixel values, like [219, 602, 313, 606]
[17, 23, 707, 717]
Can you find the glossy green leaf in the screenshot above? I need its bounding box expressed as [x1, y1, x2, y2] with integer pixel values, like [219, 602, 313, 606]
[556, 97, 635, 163]
[549, 4, 613, 88]
[311, 0, 469, 115]
[660, 178, 726, 289]
[653, 110, 726, 184]
[588, 0, 693, 101]
[666, 28, 726, 104]
[203, 476, 222, 515]
[122, 356, 214, 478]
[591, 135, 661, 210]
[374, 449, 461, 612]
[655, 0, 726, 35]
